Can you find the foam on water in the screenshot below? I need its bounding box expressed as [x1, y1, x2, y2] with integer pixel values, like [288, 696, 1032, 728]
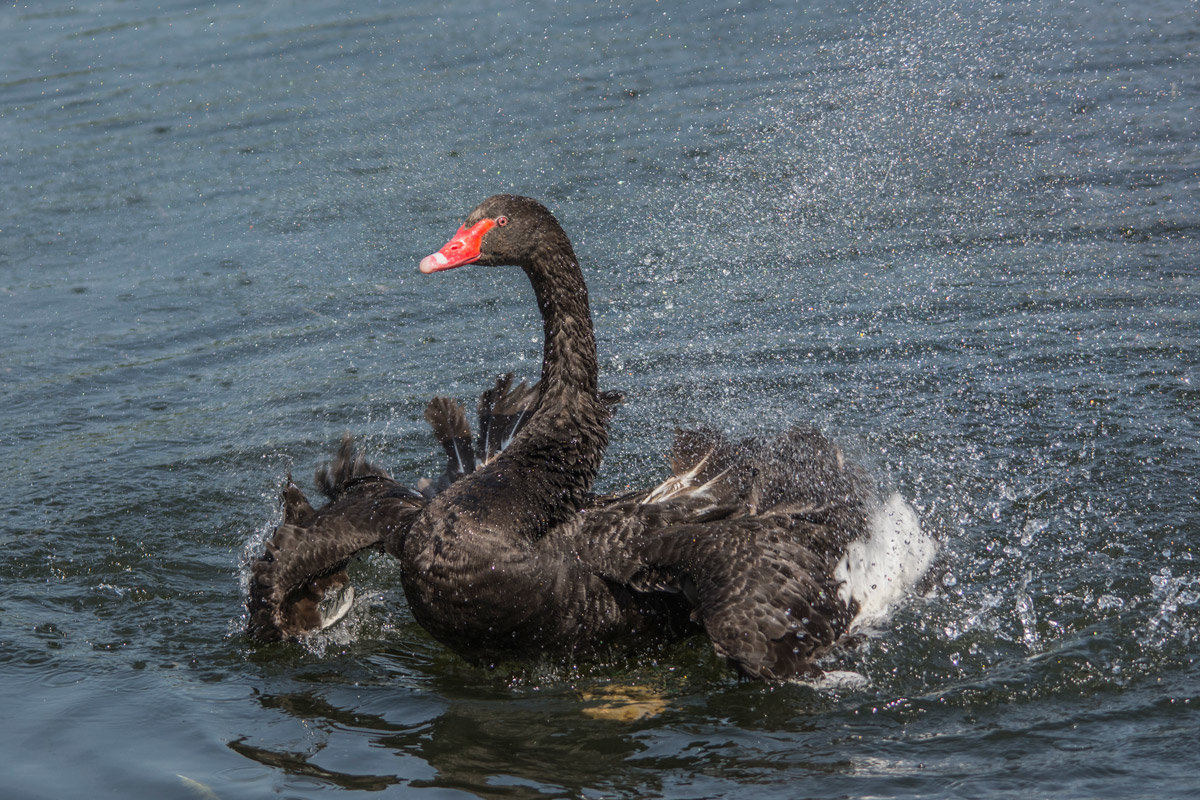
[802, 669, 873, 692]
[835, 492, 938, 632]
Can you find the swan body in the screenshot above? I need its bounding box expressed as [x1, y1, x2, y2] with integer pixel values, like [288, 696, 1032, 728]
[247, 195, 932, 680]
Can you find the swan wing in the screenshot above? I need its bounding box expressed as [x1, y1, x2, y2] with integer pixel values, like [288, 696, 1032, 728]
[247, 488, 423, 641]
[476, 373, 542, 463]
[247, 438, 425, 642]
[632, 515, 856, 680]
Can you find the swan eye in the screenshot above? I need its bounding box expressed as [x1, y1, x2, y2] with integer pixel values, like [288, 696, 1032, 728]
[496, 216, 509, 227]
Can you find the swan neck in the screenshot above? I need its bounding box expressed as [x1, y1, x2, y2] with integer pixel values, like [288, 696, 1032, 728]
[528, 253, 598, 397]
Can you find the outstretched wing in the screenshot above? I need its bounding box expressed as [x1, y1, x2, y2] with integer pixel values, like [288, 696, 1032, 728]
[246, 493, 423, 642]
[246, 440, 425, 642]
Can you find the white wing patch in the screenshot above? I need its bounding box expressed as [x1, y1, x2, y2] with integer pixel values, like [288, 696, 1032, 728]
[835, 492, 937, 631]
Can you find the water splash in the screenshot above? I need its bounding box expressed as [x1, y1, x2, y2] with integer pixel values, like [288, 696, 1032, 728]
[836, 492, 939, 632]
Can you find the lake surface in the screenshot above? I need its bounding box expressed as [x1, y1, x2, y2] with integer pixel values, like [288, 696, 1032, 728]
[2, 0, 1197, 797]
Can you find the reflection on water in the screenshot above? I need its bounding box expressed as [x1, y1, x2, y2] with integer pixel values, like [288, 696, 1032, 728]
[235, 683, 653, 797]
[228, 736, 398, 793]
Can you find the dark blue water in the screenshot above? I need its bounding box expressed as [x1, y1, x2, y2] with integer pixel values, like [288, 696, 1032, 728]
[2, 1, 1197, 797]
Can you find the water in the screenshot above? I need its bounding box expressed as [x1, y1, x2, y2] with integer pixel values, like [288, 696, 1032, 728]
[2, 0, 1197, 797]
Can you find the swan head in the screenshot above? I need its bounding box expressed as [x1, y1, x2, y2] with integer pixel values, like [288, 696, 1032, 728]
[420, 195, 570, 273]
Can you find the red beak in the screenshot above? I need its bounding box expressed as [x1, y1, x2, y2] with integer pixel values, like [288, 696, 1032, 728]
[419, 218, 497, 274]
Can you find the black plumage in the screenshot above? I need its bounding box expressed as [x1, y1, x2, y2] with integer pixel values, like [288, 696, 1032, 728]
[247, 194, 900, 680]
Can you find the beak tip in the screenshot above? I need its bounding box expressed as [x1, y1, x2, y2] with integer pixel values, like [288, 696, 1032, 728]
[419, 252, 449, 274]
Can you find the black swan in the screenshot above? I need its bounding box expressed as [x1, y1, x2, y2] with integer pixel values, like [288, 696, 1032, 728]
[247, 194, 931, 680]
